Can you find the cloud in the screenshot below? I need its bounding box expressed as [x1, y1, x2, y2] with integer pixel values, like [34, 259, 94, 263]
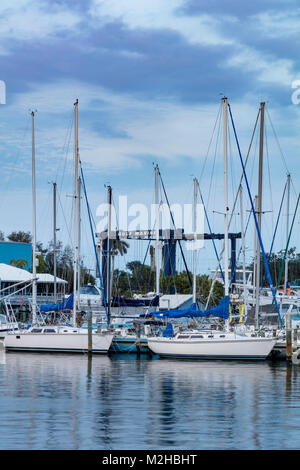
[89, 0, 234, 47]
[182, 0, 298, 18]
[4, 80, 220, 172]
[226, 46, 295, 87]
[0, 0, 296, 109]
[252, 9, 300, 38]
[3, 78, 298, 180]
[0, 0, 81, 54]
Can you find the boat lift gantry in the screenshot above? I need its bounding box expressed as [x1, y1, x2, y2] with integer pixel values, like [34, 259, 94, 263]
[97, 229, 241, 298]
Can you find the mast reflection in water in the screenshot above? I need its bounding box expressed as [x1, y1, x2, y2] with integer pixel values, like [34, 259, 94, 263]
[0, 353, 299, 450]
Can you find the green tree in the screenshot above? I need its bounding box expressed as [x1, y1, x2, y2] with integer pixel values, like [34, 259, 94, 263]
[10, 258, 28, 269]
[8, 231, 32, 243]
[111, 239, 129, 256]
[111, 240, 129, 294]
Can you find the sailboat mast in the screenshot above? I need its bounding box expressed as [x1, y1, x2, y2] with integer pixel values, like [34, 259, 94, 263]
[284, 173, 291, 294]
[222, 97, 229, 298]
[155, 164, 160, 297]
[31, 111, 37, 325]
[53, 181, 57, 303]
[255, 101, 265, 328]
[239, 184, 247, 317]
[72, 99, 79, 327]
[106, 185, 112, 324]
[193, 177, 197, 304]
[222, 97, 230, 331]
[77, 176, 81, 307]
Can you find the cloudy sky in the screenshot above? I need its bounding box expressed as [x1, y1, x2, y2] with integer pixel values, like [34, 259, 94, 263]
[0, 0, 299, 277]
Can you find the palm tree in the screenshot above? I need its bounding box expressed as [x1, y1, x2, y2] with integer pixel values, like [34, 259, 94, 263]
[111, 240, 129, 295]
[112, 239, 129, 257]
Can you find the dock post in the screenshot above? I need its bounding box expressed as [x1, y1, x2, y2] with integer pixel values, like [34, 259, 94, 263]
[87, 300, 92, 356]
[293, 328, 298, 348]
[286, 312, 292, 362]
[136, 323, 141, 358]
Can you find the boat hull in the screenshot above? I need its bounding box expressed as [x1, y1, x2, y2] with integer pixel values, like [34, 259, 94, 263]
[147, 336, 276, 360]
[4, 332, 114, 354]
[111, 336, 149, 353]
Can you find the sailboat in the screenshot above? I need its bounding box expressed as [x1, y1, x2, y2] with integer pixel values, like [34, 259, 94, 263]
[147, 98, 277, 360]
[147, 327, 277, 359]
[4, 102, 113, 354]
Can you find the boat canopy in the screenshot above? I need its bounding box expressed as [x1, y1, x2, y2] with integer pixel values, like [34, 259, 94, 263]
[152, 296, 230, 320]
[40, 293, 73, 313]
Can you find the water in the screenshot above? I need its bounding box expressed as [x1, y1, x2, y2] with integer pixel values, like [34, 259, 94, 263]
[0, 351, 300, 450]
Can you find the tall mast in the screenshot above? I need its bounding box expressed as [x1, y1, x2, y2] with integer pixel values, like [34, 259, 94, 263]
[222, 97, 229, 330]
[106, 185, 112, 324]
[284, 173, 291, 294]
[31, 111, 37, 325]
[255, 101, 265, 328]
[253, 195, 258, 292]
[193, 177, 197, 304]
[222, 98, 229, 296]
[72, 99, 79, 327]
[239, 184, 247, 317]
[77, 175, 81, 308]
[53, 181, 57, 303]
[155, 164, 160, 297]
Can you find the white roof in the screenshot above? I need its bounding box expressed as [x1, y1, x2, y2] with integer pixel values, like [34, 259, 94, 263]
[0, 263, 32, 282]
[36, 273, 67, 284]
[159, 294, 193, 309]
[0, 263, 67, 284]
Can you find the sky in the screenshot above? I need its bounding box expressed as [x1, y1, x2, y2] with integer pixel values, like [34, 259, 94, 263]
[0, 0, 299, 279]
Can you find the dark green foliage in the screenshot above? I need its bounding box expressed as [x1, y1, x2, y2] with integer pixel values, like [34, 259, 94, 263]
[9, 258, 29, 269]
[112, 262, 224, 306]
[7, 231, 32, 243]
[246, 247, 300, 287]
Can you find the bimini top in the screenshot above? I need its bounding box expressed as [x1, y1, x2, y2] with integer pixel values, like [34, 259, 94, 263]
[153, 296, 230, 320]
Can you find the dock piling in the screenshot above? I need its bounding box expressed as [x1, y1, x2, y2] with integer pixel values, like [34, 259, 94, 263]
[87, 300, 92, 356]
[286, 312, 292, 362]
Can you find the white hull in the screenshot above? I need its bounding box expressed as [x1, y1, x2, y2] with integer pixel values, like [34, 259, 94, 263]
[147, 334, 276, 360]
[4, 330, 114, 354]
[0, 322, 19, 333]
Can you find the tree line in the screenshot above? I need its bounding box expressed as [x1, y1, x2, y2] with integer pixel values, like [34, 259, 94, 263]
[246, 247, 300, 287]
[113, 260, 224, 307]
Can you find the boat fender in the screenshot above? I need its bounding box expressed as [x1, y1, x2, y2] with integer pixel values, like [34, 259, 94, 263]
[292, 349, 300, 365]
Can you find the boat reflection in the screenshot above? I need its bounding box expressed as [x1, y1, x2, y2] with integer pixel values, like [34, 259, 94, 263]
[144, 359, 298, 449]
[1, 354, 300, 450]
[0, 350, 5, 364]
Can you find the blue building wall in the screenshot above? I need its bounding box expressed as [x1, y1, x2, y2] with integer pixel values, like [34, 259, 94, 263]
[0, 242, 32, 270]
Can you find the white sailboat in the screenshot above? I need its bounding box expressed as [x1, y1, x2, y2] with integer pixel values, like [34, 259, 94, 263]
[4, 102, 113, 354]
[4, 325, 113, 353]
[147, 98, 277, 360]
[147, 329, 277, 360]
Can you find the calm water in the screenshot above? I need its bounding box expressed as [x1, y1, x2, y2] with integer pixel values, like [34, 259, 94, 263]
[0, 351, 300, 450]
